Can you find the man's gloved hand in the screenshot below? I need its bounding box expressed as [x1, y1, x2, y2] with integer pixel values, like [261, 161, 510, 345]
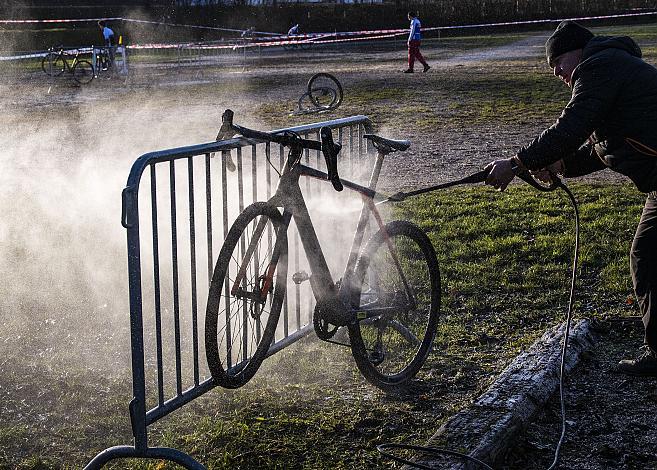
[531, 159, 564, 184]
[484, 157, 515, 191]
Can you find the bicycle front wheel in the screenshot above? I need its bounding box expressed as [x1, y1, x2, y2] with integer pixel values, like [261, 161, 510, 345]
[348, 220, 440, 392]
[72, 60, 94, 84]
[41, 53, 65, 76]
[205, 202, 288, 389]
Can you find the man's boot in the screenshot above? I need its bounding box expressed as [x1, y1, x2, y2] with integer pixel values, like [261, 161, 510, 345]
[617, 346, 657, 376]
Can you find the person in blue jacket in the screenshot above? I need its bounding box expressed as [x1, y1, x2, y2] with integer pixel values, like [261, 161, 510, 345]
[98, 20, 116, 70]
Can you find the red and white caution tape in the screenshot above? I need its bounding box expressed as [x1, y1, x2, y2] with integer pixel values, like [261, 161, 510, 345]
[2, 10, 656, 60]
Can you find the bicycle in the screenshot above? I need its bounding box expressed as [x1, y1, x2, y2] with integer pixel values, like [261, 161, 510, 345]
[41, 45, 94, 84]
[97, 47, 111, 73]
[205, 110, 441, 391]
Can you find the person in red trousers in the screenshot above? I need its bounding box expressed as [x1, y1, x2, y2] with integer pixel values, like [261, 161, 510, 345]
[404, 12, 430, 73]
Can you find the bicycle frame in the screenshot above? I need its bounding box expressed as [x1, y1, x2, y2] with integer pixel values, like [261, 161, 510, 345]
[232, 144, 415, 327]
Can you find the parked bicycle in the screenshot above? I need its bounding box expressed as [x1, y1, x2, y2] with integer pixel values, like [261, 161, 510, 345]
[41, 45, 94, 84]
[97, 47, 112, 73]
[205, 110, 440, 392]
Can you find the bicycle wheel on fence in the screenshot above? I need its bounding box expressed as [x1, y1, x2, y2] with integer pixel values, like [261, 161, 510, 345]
[205, 202, 288, 389]
[307, 72, 343, 110]
[41, 53, 65, 76]
[72, 60, 94, 84]
[348, 220, 440, 392]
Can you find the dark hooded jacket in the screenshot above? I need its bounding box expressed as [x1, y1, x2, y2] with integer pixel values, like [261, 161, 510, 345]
[517, 36, 657, 192]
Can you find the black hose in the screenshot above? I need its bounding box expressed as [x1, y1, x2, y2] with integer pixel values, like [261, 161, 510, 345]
[378, 178, 580, 470]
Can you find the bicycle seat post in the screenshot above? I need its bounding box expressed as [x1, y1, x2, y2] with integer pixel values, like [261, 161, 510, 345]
[363, 134, 411, 190]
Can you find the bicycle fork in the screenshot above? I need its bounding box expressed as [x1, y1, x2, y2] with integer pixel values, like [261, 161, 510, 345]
[230, 211, 292, 304]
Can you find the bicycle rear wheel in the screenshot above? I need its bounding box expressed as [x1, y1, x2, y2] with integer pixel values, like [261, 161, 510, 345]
[348, 220, 440, 392]
[72, 60, 94, 84]
[205, 202, 288, 389]
[41, 53, 65, 76]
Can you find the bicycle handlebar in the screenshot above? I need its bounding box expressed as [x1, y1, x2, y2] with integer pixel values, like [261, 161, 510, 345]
[320, 127, 343, 191]
[220, 109, 343, 191]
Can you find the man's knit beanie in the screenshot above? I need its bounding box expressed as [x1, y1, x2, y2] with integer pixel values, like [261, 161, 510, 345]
[545, 21, 594, 64]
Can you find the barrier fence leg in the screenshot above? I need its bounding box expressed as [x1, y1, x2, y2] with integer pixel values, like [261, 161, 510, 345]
[84, 445, 206, 470]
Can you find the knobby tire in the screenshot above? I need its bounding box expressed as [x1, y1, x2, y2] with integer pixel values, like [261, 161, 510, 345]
[41, 53, 65, 76]
[73, 60, 94, 84]
[348, 220, 440, 392]
[205, 202, 288, 389]
[307, 72, 343, 110]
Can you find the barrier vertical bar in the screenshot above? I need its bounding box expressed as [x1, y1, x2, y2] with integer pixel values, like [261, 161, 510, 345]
[311, 130, 321, 315]
[349, 126, 354, 176]
[251, 145, 261, 341]
[265, 143, 273, 336]
[265, 143, 272, 200]
[150, 165, 165, 405]
[170, 160, 183, 396]
[237, 148, 244, 213]
[236, 148, 248, 359]
[124, 184, 148, 452]
[221, 151, 231, 368]
[279, 144, 289, 336]
[205, 154, 213, 283]
[251, 145, 258, 204]
[188, 158, 200, 386]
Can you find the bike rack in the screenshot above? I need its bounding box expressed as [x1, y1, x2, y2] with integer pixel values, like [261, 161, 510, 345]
[85, 115, 374, 469]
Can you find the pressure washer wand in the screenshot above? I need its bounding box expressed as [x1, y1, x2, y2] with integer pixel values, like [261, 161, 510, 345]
[379, 166, 563, 204]
[379, 169, 491, 204]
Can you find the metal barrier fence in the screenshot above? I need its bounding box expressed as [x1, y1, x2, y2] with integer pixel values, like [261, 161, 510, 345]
[91, 45, 128, 77]
[85, 115, 374, 469]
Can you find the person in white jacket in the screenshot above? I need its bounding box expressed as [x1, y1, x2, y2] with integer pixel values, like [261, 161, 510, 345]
[404, 12, 430, 73]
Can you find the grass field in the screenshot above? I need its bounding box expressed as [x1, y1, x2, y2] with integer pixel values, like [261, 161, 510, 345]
[0, 181, 644, 469]
[1, 21, 655, 470]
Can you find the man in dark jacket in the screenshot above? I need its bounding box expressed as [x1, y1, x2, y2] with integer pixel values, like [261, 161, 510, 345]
[485, 21, 657, 376]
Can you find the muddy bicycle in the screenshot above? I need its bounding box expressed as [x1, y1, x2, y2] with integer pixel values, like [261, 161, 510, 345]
[41, 45, 94, 84]
[205, 110, 440, 392]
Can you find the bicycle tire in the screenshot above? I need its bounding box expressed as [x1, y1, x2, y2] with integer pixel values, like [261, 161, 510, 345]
[41, 53, 65, 76]
[307, 72, 343, 110]
[348, 220, 440, 392]
[205, 202, 288, 389]
[72, 60, 94, 84]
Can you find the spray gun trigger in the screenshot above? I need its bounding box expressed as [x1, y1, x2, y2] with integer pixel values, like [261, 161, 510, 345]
[292, 271, 310, 285]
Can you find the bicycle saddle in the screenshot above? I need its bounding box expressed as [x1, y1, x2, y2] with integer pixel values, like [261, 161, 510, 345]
[363, 134, 411, 152]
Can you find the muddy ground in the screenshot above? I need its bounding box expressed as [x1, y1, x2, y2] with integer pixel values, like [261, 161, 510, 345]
[1, 28, 655, 468]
